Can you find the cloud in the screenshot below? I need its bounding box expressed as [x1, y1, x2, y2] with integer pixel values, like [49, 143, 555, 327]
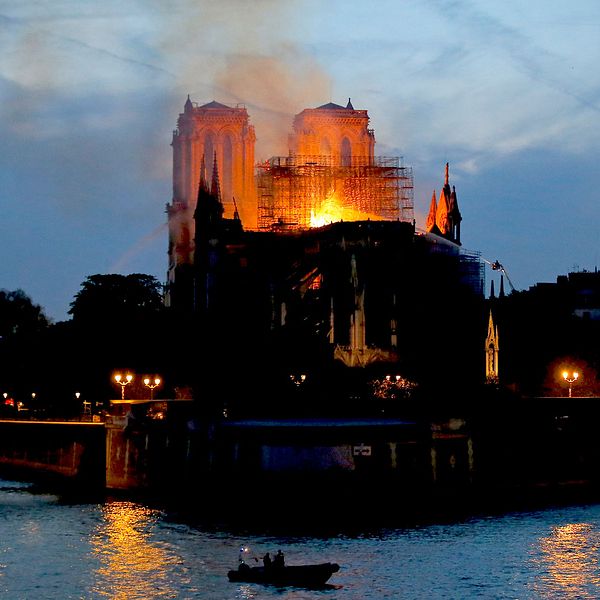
[1, 0, 599, 321]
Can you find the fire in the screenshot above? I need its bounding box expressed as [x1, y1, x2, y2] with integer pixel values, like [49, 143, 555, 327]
[310, 204, 343, 228]
[309, 194, 385, 228]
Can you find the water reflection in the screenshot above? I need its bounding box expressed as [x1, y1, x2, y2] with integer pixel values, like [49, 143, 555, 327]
[90, 500, 182, 599]
[533, 521, 600, 598]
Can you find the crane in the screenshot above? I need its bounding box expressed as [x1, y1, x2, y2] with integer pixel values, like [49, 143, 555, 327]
[483, 258, 517, 293]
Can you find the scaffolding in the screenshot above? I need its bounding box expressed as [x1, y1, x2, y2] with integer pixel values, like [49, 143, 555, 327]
[257, 155, 414, 230]
[459, 248, 485, 296]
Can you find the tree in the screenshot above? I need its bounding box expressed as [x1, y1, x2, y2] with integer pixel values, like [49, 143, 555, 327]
[69, 274, 164, 324]
[62, 274, 169, 400]
[0, 289, 50, 406]
[0, 289, 49, 338]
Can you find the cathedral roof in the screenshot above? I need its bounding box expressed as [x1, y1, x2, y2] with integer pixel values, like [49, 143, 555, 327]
[316, 102, 348, 110]
[199, 100, 231, 109]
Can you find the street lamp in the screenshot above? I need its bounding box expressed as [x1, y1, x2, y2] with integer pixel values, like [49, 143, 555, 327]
[290, 374, 306, 386]
[114, 373, 133, 400]
[143, 377, 161, 401]
[562, 370, 579, 398]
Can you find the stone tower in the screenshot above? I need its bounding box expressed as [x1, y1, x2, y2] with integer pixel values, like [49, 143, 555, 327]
[288, 98, 375, 164]
[167, 98, 256, 302]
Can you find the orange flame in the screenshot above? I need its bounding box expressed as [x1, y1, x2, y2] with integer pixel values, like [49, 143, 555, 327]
[309, 193, 385, 228]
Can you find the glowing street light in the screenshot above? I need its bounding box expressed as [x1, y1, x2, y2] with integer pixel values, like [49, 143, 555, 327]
[114, 373, 133, 400]
[2, 392, 13, 408]
[562, 370, 579, 398]
[290, 374, 306, 386]
[143, 377, 161, 401]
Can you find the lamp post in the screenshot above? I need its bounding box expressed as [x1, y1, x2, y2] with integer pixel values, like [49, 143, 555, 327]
[562, 370, 579, 398]
[143, 377, 161, 401]
[114, 373, 133, 400]
[2, 392, 13, 409]
[289, 374, 306, 387]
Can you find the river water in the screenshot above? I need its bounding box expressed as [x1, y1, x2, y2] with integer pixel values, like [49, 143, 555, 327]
[2, 477, 600, 599]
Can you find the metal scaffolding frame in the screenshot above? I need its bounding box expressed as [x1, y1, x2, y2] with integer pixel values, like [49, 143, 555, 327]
[257, 155, 414, 230]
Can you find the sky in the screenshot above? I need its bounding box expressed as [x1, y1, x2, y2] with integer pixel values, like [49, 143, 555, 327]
[1, 0, 599, 322]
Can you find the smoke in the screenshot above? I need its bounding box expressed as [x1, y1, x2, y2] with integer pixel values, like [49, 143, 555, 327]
[109, 223, 168, 273]
[158, 0, 332, 159]
[215, 51, 331, 159]
[0, 1, 333, 320]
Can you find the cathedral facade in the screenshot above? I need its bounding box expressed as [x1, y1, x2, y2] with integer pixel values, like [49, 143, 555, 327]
[167, 98, 256, 303]
[164, 97, 482, 405]
[166, 97, 422, 301]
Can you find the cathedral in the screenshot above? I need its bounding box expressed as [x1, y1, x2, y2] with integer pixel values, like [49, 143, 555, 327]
[165, 98, 436, 296]
[165, 97, 482, 406]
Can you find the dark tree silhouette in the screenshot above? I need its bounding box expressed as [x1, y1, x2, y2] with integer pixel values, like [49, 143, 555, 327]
[0, 289, 50, 412]
[69, 274, 164, 324]
[0, 289, 49, 337]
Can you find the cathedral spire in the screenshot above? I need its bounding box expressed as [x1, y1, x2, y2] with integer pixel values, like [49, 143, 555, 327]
[449, 185, 461, 244]
[436, 187, 450, 235]
[194, 153, 224, 230]
[426, 190, 438, 233]
[210, 151, 222, 203]
[184, 94, 193, 113]
[346, 97, 354, 109]
[432, 161, 461, 244]
[198, 156, 209, 196]
[485, 310, 499, 383]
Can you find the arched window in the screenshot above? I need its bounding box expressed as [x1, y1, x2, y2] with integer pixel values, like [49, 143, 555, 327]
[341, 137, 352, 166]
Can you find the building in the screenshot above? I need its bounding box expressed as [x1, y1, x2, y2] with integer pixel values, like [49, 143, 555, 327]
[166, 98, 256, 305]
[256, 100, 414, 230]
[166, 98, 485, 409]
[166, 98, 417, 305]
[425, 162, 462, 245]
[485, 310, 499, 383]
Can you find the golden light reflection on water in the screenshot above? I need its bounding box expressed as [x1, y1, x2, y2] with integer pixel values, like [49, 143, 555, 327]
[90, 500, 180, 599]
[533, 521, 600, 598]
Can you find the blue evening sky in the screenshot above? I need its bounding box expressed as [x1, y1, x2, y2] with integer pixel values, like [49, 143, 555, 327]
[1, 0, 599, 321]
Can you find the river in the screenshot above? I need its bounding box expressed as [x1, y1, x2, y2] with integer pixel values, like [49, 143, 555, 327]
[1, 477, 600, 599]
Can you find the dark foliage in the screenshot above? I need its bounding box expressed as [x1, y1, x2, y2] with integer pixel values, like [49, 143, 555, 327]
[69, 273, 164, 324]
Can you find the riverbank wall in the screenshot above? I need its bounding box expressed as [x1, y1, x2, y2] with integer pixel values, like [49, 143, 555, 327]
[1, 397, 600, 518]
[0, 420, 105, 489]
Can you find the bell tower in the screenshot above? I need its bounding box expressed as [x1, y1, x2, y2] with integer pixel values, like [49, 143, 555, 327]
[167, 98, 256, 304]
[288, 98, 375, 164]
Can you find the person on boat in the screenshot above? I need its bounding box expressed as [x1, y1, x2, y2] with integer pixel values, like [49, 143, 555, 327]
[262, 552, 272, 569]
[238, 547, 250, 571]
[273, 550, 285, 568]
